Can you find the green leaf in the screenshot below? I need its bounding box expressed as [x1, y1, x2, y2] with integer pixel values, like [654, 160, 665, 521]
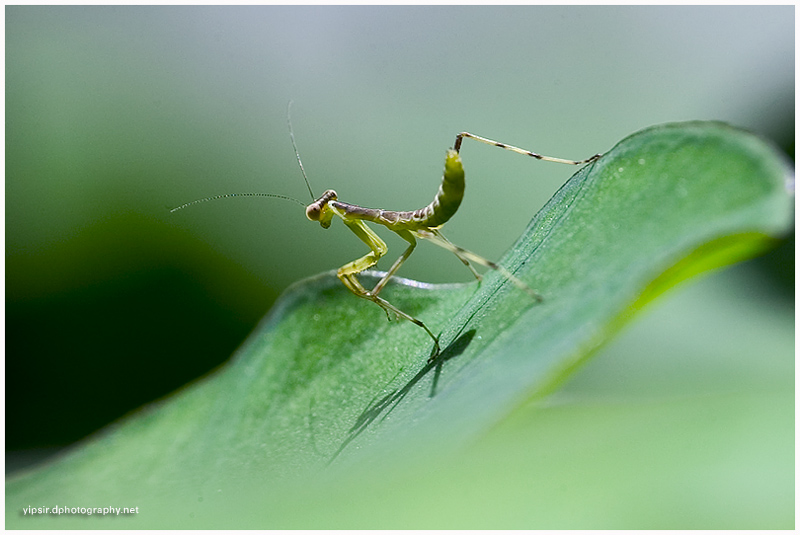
[7, 122, 792, 528]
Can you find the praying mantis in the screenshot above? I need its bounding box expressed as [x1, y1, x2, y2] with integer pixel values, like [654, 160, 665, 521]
[172, 107, 602, 358]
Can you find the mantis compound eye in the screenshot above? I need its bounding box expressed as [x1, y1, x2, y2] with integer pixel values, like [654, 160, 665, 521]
[305, 203, 321, 221]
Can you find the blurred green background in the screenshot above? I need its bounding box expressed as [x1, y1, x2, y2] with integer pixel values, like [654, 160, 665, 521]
[6, 4, 793, 478]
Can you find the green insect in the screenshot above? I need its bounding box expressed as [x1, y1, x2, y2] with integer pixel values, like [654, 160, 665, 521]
[172, 106, 601, 358]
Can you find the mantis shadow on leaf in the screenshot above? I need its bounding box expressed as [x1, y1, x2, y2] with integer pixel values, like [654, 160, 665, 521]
[328, 329, 477, 464]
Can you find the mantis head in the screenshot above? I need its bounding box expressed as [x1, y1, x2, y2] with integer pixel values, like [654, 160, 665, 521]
[306, 189, 337, 229]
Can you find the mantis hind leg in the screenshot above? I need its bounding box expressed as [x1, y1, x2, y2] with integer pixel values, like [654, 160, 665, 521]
[429, 230, 482, 281]
[416, 228, 543, 302]
[453, 132, 602, 165]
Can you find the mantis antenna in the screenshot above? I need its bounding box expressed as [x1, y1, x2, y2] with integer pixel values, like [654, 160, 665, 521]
[169, 102, 311, 213]
[170, 192, 305, 212]
[287, 100, 315, 201]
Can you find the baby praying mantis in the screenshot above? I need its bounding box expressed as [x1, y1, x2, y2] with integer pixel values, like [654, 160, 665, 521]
[172, 109, 601, 358]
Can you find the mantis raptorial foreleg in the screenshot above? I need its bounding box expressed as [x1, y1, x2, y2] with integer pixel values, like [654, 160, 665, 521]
[332, 208, 440, 353]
